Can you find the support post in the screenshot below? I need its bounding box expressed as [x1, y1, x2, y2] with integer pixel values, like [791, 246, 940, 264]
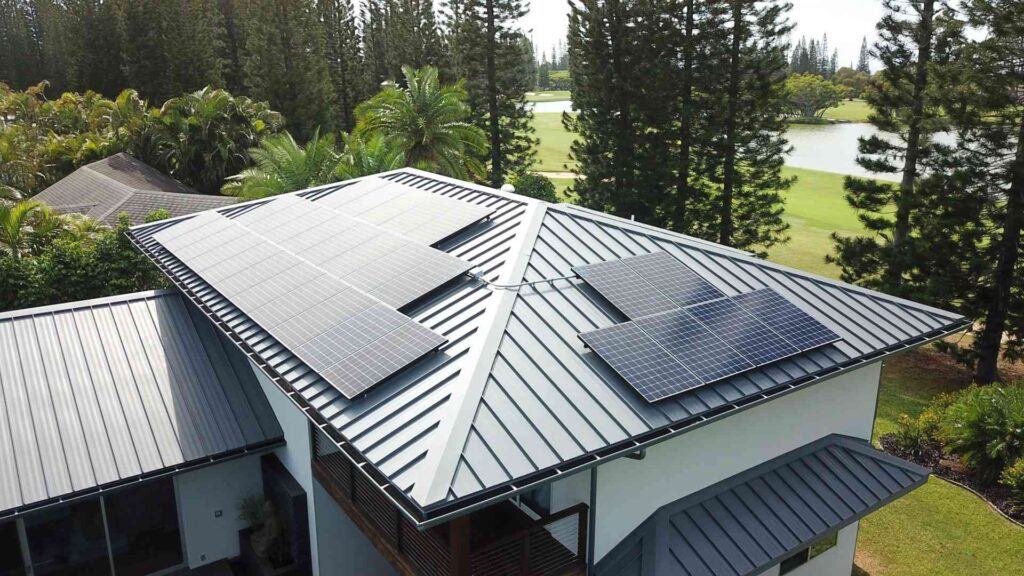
[450, 514, 472, 576]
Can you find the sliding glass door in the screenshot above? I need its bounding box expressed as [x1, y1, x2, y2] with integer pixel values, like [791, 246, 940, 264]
[6, 478, 184, 576]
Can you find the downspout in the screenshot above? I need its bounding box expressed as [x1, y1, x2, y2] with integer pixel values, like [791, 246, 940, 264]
[587, 467, 598, 574]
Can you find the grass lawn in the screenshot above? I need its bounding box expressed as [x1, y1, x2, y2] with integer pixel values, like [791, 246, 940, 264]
[526, 90, 572, 103]
[533, 112, 577, 172]
[551, 177, 575, 202]
[824, 99, 872, 123]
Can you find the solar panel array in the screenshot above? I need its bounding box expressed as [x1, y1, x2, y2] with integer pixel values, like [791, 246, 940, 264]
[573, 251, 725, 319]
[579, 287, 840, 402]
[150, 191, 470, 399]
[306, 176, 496, 245]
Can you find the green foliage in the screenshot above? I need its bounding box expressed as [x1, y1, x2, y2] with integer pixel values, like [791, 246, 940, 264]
[938, 383, 1024, 484]
[508, 172, 557, 203]
[999, 459, 1024, 507]
[355, 65, 486, 180]
[335, 133, 405, 180]
[223, 129, 340, 198]
[833, 67, 871, 99]
[784, 74, 846, 119]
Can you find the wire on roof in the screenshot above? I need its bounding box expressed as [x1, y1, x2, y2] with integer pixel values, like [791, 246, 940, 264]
[469, 271, 578, 291]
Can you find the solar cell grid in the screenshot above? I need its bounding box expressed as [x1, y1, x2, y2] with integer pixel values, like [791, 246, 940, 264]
[574, 259, 680, 319]
[686, 297, 800, 366]
[634, 309, 754, 383]
[732, 289, 840, 350]
[622, 251, 725, 308]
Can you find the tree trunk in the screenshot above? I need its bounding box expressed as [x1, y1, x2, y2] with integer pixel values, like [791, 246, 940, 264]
[975, 118, 1024, 384]
[887, 0, 934, 290]
[720, 0, 742, 246]
[675, 0, 695, 232]
[485, 0, 502, 188]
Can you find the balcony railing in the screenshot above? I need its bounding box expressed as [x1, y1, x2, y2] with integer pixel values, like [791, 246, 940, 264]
[312, 431, 587, 576]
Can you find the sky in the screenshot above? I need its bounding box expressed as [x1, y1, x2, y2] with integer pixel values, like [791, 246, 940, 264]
[520, 0, 887, 71]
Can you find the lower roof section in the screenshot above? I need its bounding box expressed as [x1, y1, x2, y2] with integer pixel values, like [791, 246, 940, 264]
[596, 435, 928, 576]
[0, 290, 283, 517]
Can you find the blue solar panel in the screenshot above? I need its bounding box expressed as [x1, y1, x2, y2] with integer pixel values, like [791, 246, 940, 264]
[579, 322, 702, 402]
[634, 310, 754, 384]
[686, 296, 800, 366]
[573, 251, 724, 319]
[732, 289, 840, 350]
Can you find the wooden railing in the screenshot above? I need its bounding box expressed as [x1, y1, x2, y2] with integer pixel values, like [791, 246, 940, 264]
[312, 431, 587, 576]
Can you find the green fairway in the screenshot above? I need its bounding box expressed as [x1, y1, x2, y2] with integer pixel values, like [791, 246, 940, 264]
[526, 90, 572, 103]
[533, 112, 577, 172]
[824, 99, 872, 123]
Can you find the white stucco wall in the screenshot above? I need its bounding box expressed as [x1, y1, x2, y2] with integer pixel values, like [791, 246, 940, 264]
[176, 454, 265, 568]
[584, 361, 882, 562]
[253, 366, 322, 576]
[760, 523, 860, 576]
[313, 479, 398, 576]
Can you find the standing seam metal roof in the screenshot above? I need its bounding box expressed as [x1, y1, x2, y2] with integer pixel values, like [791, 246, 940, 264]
[595, 435, 929, 576]
[128, 169, 965, 524]
[0, 290, 283, 517]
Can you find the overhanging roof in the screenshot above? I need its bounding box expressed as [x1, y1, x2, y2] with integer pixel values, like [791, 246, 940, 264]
[0, 290, 283, 518]
[128, 169, 966, 526]
[595, 435, 929, 576]
[34, 153, 237, 225]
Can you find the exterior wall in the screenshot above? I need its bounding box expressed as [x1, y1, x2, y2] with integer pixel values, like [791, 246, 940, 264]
[313, 479, 398, 576]
[589, 362, 882, 561]
[176, 454, 265, 568]
[253, 366, 323, 575]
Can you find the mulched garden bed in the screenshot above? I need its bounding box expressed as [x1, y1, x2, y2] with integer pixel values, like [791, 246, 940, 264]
[879, 434, 1024, 525]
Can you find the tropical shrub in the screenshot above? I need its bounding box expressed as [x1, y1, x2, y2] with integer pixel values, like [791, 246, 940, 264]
[509, 171, 557, 202]
[335, 133, 405, 181]
[938, 383, 1024, 483]
[1000, 458, 1024, 508]
[784, 74, 847, 119]
[223, 129, 340, 198]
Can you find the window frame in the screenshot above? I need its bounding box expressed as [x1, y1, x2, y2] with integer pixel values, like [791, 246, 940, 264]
[778, 530, 839, 575]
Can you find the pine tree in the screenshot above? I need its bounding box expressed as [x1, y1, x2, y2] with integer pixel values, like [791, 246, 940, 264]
[856, 35, 870, 73]
[321, 0, 367, 132]
[711, 0, 793, 251]
[363, 0, 445, 85]
[236, 0, 335, 138]
[445, 0, 536, 186]
[832, 0, 959, 292]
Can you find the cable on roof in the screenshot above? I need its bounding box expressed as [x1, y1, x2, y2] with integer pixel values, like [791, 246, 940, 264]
[468, 270, 578, 291]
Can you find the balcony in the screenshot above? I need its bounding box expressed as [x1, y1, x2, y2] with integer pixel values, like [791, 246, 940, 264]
[312, 435, 588, 576]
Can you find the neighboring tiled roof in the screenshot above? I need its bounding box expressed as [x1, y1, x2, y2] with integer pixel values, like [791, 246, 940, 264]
[129, 169, 966, 525]
[33, 153, 237, 225]
[595, 435, 929, 576]
[0, 290, 283, 517]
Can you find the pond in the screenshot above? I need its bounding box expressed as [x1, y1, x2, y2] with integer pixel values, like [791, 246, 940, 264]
[529, 100, 955, 180]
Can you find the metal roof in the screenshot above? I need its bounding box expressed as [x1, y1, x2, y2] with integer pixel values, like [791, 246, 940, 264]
[128, 169, 966, 525]
[595, 435, 929, 576]
[33, 153, 237, 225]
[0, 290, 283, 517]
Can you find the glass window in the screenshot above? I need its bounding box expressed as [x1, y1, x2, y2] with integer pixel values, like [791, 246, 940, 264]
[780, 531, 839, 574]
[24, 500, 111, 576]
[779, 548, 808, 574]
[520, 484, 551, 517]
[0, 521, 26, 576]
[104, 478, 183, 576]
[809, 531, 838, 559]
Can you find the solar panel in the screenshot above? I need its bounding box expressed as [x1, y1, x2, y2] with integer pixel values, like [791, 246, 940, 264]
[579, 322, 702, 402]
[153, 209, 448, 399]
[686, 297, 799, 366]
[573, 251, 724, 319]
[732, 289, 840, 350]
[580, 287, 841, 402]
[308, 176, 495, 245]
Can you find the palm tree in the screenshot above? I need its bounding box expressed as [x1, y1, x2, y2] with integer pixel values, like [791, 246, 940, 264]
[0, 200, 65, 258]
[355, 66, 487, 180]
[222, 129, 341, 199]
[335, 133, 406, 181]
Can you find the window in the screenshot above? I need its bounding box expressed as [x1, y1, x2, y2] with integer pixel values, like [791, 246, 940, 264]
[104, 479, 184, 576]
[0, 521, 25, 576]
[779, 531, 838, 575]
[24, 499, 111, 576]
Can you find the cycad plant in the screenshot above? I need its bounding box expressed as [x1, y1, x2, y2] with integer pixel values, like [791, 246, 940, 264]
[0, 200, 66, 258]
[939, 382, 1024, 483]
[355, 65, 487, 180]
[222, 129, 341, 199]
[335, 133, 406, 181]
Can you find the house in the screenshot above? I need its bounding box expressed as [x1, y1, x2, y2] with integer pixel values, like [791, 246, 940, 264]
[33, 152, 238, 225]
[0, 169, 965, 576]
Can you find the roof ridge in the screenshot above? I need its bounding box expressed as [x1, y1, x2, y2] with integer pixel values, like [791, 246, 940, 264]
[413, 199, 549, 506]
[552, 205, 962, 323]
[0, 289, 180, 320]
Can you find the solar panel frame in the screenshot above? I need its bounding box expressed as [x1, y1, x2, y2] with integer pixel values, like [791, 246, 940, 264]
[731, 289, 841, 351]
[621, 251, 726, 309]
[685, 296, 800, 366]
[633, 309, 754, 384]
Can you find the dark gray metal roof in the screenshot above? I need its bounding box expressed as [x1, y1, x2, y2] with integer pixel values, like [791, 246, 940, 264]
[0, 290, 283, 517]
[596, 435, 929, 576]
[33, 153, 237, 225]
[128, 169, 965, 525]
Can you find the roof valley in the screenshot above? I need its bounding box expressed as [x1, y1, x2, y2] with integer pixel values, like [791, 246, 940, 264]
[412, 199, 549, 506]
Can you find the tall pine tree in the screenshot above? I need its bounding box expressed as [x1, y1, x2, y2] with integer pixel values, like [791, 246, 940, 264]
[321, 0, 367, 132]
